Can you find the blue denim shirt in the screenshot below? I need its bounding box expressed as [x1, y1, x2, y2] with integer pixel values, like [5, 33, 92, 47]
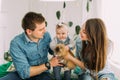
[10, 32, 53, 79]
[75, 36, 82, 59]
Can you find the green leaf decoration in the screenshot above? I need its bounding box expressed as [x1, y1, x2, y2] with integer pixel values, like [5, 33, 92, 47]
[63, 2, 66, 8]
[75, 25, 81, 35]
[86, 1, 89, 12]
[68, 21, 73, 27]
[56, 11, 61, 20]
[4, 51, 12, 61]
[89, 0, 92, 2]
[45, 21, 47, 27]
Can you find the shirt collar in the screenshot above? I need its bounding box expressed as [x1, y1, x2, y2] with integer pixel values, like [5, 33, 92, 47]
[24, 32, 43, 44]
[24, 33, 34, 43]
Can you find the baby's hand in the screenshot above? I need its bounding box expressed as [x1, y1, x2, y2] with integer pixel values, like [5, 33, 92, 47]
[65, 46, 69, 51]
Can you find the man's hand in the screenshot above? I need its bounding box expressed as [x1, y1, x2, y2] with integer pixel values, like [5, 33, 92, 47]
[49, 56, 62, 67]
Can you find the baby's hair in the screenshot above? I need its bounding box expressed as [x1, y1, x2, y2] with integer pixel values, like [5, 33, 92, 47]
[56, 22, 68, 31]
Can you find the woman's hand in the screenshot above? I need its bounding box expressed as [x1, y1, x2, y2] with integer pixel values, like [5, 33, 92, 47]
[64, 54, 85, 69]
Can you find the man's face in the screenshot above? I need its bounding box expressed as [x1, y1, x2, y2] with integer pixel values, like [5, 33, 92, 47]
[27, 22, 46, 42]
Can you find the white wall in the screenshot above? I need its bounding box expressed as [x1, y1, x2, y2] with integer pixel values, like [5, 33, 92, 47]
[0, 0, 30, 64]
[29, 0, 83, 38]
[81, 0, 102, 23]
[101, 0, 120, 62]
[101, 0, 120, 79]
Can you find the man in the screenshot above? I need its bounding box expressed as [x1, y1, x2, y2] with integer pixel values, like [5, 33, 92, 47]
[0, 12, 61, 80]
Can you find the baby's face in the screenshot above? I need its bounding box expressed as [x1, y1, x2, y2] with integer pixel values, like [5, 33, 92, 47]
[56, 27, 68, 41]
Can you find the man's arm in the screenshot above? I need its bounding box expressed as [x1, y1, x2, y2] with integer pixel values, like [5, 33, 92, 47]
[10, 40, 61, 79]
[30, 57, 60, 77]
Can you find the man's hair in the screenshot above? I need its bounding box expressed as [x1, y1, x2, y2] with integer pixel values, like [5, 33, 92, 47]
[22, 12, 45, 31]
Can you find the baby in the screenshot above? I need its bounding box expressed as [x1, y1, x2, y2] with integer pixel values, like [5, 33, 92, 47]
[50, 22, 75, 80]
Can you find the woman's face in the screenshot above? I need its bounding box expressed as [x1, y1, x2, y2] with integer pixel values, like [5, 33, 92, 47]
[80, 23, 88, 41]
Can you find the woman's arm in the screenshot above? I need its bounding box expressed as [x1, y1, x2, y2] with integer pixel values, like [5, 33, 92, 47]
[65, 53, 85, 69]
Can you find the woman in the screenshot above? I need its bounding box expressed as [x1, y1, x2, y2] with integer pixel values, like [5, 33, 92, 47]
[65, 18, 115, 80]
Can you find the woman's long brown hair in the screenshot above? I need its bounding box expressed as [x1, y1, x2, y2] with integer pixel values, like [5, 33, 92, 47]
[81, 18, 108, 73]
